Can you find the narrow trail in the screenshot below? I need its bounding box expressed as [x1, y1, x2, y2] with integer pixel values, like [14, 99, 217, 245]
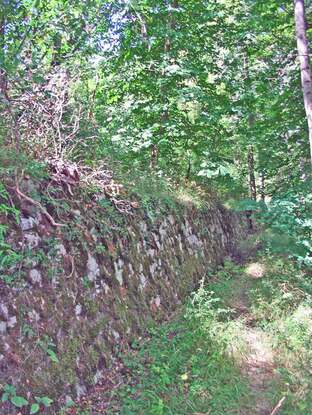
[228, 262, 281, 415]
[240, 328, 275, 414]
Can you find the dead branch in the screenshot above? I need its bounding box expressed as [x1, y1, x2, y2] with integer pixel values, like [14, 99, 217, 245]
[15, 181, 65, 228]
[270, 397, 286, 415]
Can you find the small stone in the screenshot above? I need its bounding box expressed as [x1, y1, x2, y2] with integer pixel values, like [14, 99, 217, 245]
[94, 370, 102, 384]
[7, 316, 17, 328]
[0, 321, 7, 334]
[114, 258, 124, 285]
[87, 253, 100, 282]
[29, 269, 42, 285]
[75, 383, 87, 399]
[111, 329, 120, 341]
[102, 282, 110, 294]
[34, 212, 42, 225]
[139, 274, 147, 291]
[155, 295, 161, 307]
[149, 262, 158, 276]
[24, 232, 41, 248]
[0, 304, 9, 320]
[139, 221, 147, 234]
[75, 304, 82, 317]
[20, 215, 36, 231]
[90, 227, 98, 242]
[56, 244, 67, 256]
[28, 310, 40, 322]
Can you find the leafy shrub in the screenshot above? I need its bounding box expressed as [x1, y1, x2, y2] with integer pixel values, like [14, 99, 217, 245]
[0, 183, 21, 283]
[232, 182, 312, 267]
[260, 183, 312, 267]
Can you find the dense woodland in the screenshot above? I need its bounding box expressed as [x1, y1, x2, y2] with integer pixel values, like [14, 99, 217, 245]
[0, 1, 312, 414]
[1, 0, 311, 264]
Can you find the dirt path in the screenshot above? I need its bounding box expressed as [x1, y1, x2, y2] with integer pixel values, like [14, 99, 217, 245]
[228, 262, 282, 415]
[239, 328, 275, 414]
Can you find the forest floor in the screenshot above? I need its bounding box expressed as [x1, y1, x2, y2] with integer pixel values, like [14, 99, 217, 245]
[63, 255, 312, 415]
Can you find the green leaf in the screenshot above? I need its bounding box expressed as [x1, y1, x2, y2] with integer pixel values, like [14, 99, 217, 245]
[3, 384, 16, 394]
[35, 396, 53, 407]
[47, 348, 59, 363]
[11, 395, 29, 408]
[1, 392, 9, 402]
[30, 403, 40, 414]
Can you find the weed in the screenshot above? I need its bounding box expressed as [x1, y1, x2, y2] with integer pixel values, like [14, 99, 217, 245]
[109, 283, 250, 415]
[0, 183, 22, 284]
[1, 384, 53, 414]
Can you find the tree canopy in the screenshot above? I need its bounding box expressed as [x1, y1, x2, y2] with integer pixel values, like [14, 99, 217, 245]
[1, 0, 311, 262]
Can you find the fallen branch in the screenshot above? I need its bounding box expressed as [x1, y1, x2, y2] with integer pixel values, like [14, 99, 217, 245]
[15, 182, 65, 228]
[270, 397, 286, 415]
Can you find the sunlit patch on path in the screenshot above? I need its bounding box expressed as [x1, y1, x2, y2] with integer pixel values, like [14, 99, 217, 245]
[226, 262, 281, 414]
[245, 262, 266, 279]
[238, 328, 275, 415]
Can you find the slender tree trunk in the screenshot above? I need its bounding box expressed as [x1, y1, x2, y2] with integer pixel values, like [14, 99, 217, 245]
[149, 144, 158, 169]
[0, 15, 7, 96]
[165, 0, 178, 52]
[247, 110, 257, 201]
[244, 51, 258, 199]
[260, 171, 265, 202]
[294, 0, 312, 166]
[248, 145, 257, 200]
[154, 0, 178, 169]
[186, 156, 191, 179]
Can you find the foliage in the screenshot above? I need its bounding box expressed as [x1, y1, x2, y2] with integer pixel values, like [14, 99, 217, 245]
[260, 182, 312, 266]
[0, 183, 21, 283]
[1, 384, 28, 409]
[1, 384, 53, 414]
[38, 336, 59, 364]
[1, 0, 311, 193]
[0, 0, 311, 255]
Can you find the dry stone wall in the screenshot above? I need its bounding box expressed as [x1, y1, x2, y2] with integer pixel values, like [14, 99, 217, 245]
[0, 181, 245, 409]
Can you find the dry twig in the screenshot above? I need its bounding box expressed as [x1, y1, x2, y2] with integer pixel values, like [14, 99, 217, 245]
[15, 178, 65, 228]
[270, 397, 286, 415]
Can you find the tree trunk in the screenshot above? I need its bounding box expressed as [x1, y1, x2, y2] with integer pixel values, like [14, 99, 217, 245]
[260, 171, 265, 202]
[150, 144, 158, 169]
[294, 0, 312, 166]
[248, 145, 257, 200]
[165, 0, 178, 52]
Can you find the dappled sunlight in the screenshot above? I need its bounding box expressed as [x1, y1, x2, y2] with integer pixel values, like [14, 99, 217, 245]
[245, 262, 266, 279]
[239, 329, 275, 374]
[292, 304, 312, 326]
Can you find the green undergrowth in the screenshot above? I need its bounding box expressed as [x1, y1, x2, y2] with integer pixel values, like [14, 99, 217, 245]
[108, 291, 251, 414]
[0, 146, 212, 225]
[86, 255, 312, 415]
[246, 258, 312, 414]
